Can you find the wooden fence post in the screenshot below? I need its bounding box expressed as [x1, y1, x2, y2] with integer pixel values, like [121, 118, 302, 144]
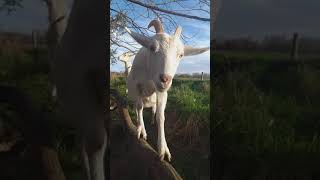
[32, 30, 39, 62]
[290, 32, 299, 60]
[201, 72, 204, 80]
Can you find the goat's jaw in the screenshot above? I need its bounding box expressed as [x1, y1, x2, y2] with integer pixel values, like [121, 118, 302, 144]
[155, 81, 171, 92]
[157, 86, 166, 92]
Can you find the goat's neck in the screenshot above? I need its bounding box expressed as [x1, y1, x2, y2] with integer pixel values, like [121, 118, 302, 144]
[122, 61, 132, 78]
[131, 48, 153, 81]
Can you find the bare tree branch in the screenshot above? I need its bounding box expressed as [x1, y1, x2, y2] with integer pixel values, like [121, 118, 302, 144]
[110, 0, 210, 64]
[111, 39, 138, 54]
[126, 0, 210, 21]
[0, 0, 23, 14]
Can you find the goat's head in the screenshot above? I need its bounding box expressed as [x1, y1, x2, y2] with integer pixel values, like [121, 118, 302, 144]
[125, 19, 209, 91]
[118, 52, 134, 63]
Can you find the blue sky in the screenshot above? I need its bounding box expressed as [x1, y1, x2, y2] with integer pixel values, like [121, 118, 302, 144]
[110, 0, 210, 74]
[0, 0, 210, 74]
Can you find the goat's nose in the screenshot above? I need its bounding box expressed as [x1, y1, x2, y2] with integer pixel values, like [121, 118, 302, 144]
[159, 74, 172, 83]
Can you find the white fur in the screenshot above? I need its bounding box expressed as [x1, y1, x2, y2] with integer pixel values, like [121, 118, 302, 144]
[52, 86, 57, 97]
[52, 1, 107, 180]
[119, 52, 134, 77]
[119, 52, 134, 94]
[125, 21, 209, 161]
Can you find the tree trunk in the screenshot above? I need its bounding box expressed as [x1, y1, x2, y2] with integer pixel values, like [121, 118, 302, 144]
[43, 0, 68, 98]
[212, 0, 222, 50]
[212, 0, 217, 49]
[44, 0, 68, 59]
[110, 89, 183, 180]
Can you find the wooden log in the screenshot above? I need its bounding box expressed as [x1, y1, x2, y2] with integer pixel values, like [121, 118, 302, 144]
[0, 86, 66, 180]
[110, 89, 183, 180]
[41, 147, 66, 180]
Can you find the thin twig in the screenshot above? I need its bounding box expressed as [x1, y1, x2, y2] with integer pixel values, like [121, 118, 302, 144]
[126, 0, 210, 21]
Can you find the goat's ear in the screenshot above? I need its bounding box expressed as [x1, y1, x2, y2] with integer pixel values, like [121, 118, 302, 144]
[119, 52, 134, 62]
[184, 45, 209, 56]
[125, 27, 152, 48]
[173, 26, 182, 40]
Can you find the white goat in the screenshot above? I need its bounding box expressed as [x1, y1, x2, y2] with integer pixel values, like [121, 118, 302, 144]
[118, 52, 134, 94]
[118, 52, 134, 78]
[125, 19, 209, 161]
[52, 1, 107, 180]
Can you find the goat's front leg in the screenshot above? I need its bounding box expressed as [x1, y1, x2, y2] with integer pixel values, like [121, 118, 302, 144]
[151, 104, 156, 125]
[85, 126, 107, 180]
[156, 91, 171, 161]
[135, 99, 147, 140]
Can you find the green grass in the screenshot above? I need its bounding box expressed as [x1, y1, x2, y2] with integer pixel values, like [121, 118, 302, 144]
[0, 48, 84, 179]
[1, 47, 211, 179]
[213, 50, 320, 179]
[215, 50, 320, 62]
[110, 76, 210, 180]
[168, 79, 210, 123]
[8, 47, 320, 179]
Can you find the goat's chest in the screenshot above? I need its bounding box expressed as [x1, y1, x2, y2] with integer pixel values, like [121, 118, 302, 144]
[136, 81, 156, 97]
[142, 93, 157, 108]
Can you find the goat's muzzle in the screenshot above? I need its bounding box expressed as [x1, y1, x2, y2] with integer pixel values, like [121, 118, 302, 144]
[157, 74, 172, 91]
[159, 74, 172, 84]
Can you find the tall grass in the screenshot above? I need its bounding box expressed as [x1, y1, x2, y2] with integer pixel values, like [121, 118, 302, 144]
[110, 76, 210, 180]
[213, 51, 320, 179]
[168, 79, 210, 123]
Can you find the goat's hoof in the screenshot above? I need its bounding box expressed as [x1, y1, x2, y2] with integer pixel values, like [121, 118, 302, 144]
[159, 145, 171, 162]
[137, 125, 147, 140]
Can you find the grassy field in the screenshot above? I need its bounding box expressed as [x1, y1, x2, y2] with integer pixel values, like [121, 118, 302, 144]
[4, 46, 320, 179]
[213, 50, 320, 180]
[0, 48, 86, 179]
[111, 76, 210, 180]
[0, 47, 210, 179]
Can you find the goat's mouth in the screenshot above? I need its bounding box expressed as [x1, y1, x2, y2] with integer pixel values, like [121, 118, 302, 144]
[156, 82, 171, 92]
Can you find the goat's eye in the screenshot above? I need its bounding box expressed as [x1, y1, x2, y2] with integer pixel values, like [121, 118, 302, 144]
[150, 45, 156, 52]
[179, 54, 183, 58]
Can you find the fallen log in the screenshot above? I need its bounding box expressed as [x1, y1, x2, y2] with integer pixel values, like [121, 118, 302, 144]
[0, 85, 66, 180]
[110, 89, 183, 180]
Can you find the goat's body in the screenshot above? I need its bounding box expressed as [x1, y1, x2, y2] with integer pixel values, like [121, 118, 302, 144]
[119, 52, 134, 93]
[127, 47, 169, 159]
[123, 61, 132, 78]
[52, 0, 107, 180]
[127, 48, 157, 108]
[127, 48, 158, 125]
[125, 19, 209, 161]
